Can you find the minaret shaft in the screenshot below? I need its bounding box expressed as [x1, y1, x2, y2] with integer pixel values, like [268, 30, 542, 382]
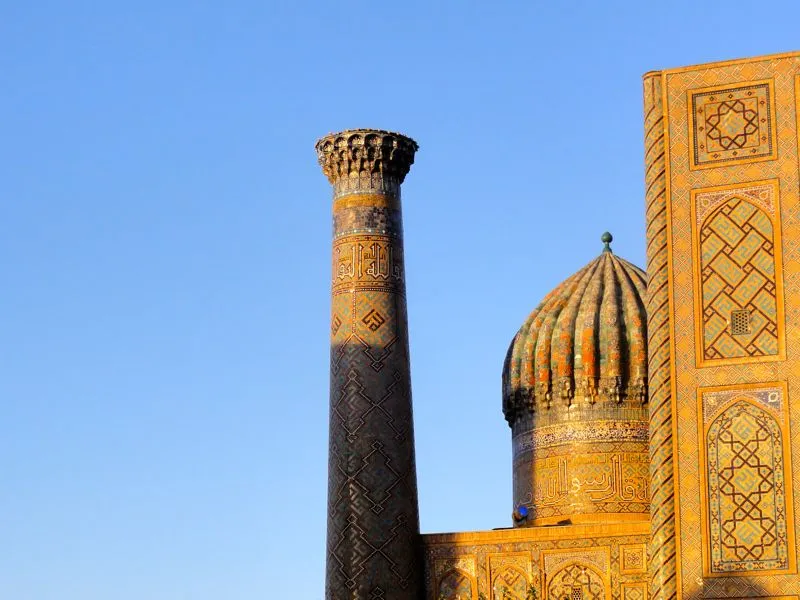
[318, 130, 422, 600]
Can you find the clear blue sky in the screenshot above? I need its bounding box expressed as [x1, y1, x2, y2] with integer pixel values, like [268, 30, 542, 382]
[2, 1, 799, 598]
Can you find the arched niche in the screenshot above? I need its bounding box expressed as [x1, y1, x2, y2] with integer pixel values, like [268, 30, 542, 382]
[492, 565, 529, 599]
[546, 562, 605, 600]
[695, 194, 781, 364]
[705, 398, 790, 574]
[437, 568, 474, 600]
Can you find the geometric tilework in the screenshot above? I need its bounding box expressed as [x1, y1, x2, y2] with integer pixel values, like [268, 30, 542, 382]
[701, 385, 783, 424]
[327, 320, 421, 596]
[689, 80, 776, 169]
[488, 554, 532, 600]
[325, 156, 422, 599]
[695, 193, 779, 362]
[434, 556, 477, 579]
[620, 544, 647, 575]
[703, 394, 791, 574]
[695, 188, 780, 360]
[694, 181, 776, 226]
[362, 308, 386, 331]
[621, 582, 647, 600]
[422, 525, 646, 600]
[333, 205, 403, 240]
[543, 549, 608, 577]
[437, 570, 474, 600]
[434, 557, 477, 600]
[546, 563, 605, 600]
[491, 566, 529, 600]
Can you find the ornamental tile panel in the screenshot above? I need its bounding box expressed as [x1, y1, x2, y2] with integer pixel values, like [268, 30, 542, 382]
[698, 383, 796, 578]
[689, 80, 777, 169]
[691, 180, 784, 366]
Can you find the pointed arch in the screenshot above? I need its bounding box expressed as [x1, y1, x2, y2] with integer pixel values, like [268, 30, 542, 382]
[437, 568, 474, 600]
[690, 182, 784, 366]
[492, 565, 529, 600]
[547, 562, 606, 600]
[703, 398, 791, 574]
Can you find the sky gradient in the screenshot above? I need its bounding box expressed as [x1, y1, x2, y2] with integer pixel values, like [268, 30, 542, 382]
[3, 1, 800, 598]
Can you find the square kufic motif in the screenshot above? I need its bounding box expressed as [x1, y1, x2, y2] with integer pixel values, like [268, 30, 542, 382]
[619, 544, 646, 575]
[621, 582, 647, 600]
[689, 179, 784, 367]
[688, 80, 777, 169]
[488, 552, 533, 600]
[431, 556, 477, 600]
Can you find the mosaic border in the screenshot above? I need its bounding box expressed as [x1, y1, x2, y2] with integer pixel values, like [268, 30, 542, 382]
[512, 420, 649, 459]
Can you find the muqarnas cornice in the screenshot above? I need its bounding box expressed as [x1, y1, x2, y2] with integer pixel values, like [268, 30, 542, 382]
[315, 129, 419, 196]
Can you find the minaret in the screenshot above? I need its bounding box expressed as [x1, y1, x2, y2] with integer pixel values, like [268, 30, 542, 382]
[316, 129, 422, 600]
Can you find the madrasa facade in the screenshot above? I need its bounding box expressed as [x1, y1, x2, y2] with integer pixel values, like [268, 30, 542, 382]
[315, 51, 800, 600]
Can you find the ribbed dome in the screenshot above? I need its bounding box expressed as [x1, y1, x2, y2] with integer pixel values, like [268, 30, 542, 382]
[503, 237, 648, 426]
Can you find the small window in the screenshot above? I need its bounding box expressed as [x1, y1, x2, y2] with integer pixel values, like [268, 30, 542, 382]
[731, 309, 751, 336]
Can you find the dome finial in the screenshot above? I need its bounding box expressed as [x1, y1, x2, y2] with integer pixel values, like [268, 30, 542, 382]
[601, 231, 613, 253]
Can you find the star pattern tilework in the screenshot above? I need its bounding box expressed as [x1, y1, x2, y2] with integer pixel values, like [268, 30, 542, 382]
[689, 81, 777, 169]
